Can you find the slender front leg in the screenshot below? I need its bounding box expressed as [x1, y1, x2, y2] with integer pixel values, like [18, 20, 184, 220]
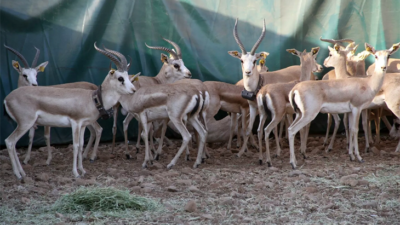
[123, 113, 135, 159]
[237, 113, 242, 148]
[361, 109, 370, 153]
[83, 125, 95, 159]
[351, 109, 363, 162]
[136, 119, 142, 151]
[227, 113, 237, 151]
[237, 102, 257, 157]
[78, 125, 87, 176]
[188, 117, 207, 168]
[71, 122, 81, 178]
[111, 105, 119, 153]
[323, 113, 332, 146]
[155, 119, 168, 160]
[23, 127, 36, 164]
[44, 126, 53, 165]
[89, 122, 103, 161]
[326, 114, 340, 152]
[374, 108, 382, 144]
[343, 113, 349, 147]
[382, 116, 392, 131]
[167, 118, 192, 169]
[139, 113, 152, 168]
[256, 105, 267, 165]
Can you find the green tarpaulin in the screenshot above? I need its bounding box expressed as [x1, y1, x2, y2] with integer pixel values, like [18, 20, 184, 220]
[1, 0, 399, 147]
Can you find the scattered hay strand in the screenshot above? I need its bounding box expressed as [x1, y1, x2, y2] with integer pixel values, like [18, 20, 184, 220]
[53, 187, 158, 214]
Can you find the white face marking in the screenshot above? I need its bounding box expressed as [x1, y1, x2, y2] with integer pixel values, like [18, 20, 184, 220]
[20, 68, 39, 86]
[112, 70, 136, 94]
[165, 58, 192, 82]
[240, 53, 258, 76]
[374, 51, 390, 72]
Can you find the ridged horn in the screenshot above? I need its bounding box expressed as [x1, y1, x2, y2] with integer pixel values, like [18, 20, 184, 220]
[4, 44, 29, 68]
[233, 18, 247, 54]
[320, 37, 355, 47]
[145, 43, 179, 59]
[94, 42, 123, 71]
[103, 46, 128, 71]
[31, 47, 40, 67]
[250, 19, 266, 55]
[163, 38, 182, 59]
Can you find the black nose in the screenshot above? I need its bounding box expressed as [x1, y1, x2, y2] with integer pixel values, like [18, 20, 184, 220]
[382, 66, 387, 70]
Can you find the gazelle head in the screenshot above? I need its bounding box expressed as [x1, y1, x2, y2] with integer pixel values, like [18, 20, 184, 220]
[94, 43, 136, 94]
[257, 56, 269, 73]
[146, 38, 191, 82]
[366, 42, 400, 72]
[4, 44, 48, 87]
[323, 43, 355, 68]
[287, 47, 323, 73]
[228, 18, 269, 77]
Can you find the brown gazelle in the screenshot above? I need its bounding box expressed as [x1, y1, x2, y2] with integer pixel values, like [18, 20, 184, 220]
[4, 44, 103, 165]
[287, 42, 400, 169]
[256, 47, 322, 166]
[4, 43, 137, 179]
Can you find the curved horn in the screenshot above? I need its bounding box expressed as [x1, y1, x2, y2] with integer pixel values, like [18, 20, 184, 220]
[233, 18, 247, 54]
[163, 38, 182, 59]
[31, 47, 40, 67]
[127, 55, 132, 71]
[320, 37, 355, 46]
[103, 46, 128, 71]
[4, 44, 29, 68]
[145, 43, 179, 59]
[94, 42, 123, 71]
[250, 19, 266, 55]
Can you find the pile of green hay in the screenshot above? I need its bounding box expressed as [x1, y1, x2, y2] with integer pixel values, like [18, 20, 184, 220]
[53, 187, 158, 214]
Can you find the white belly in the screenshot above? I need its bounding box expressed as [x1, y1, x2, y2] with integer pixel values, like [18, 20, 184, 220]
[320, 102, 352, 114]
[145, 106, 168, 122]
[36, 111, 71, 127]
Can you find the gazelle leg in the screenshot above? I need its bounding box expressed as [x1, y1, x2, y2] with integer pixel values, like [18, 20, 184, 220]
[264, 115, 283, 167]
[44, 126, 53, 165]
[257, 102, 267, 165]
[166, 118, 192, 169]
[89, 122, 103, 161]
[323, 113, 332, 147]
[136, 118, 142, 152]
[155, 119, 168, 160]
[237, 103, 257, 157]
[343, 113, 349, 147]
[78, 125, 86, 176]
[374, 108, 382, 144]
[70, 122, 81, 178]
[382, 116, 392, 131]
[350, 109, 363, 162]
[326, 114, 340, 152]
[237, 113, 242, 148]
[227, 113, 237, 150]
[123, 113, 135, 159]
[23, 127, 35, 165]
[111, 105, 119, 153]
[361, 109, 370, 153]
[83, 125, 95, 159]
[188, 116, 207, 168]
[5, 123, 35, 179]
[139, 113, 152, 168]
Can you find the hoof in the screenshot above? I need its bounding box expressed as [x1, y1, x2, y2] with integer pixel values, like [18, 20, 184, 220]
[193, 164, 199, 169]
[201, 158, 205, 164]
[186, 155, 190, 161]
[291, 163, 296, 170]
[365, 147, 370, 153]
[150, 161, 153, 165]
[267, 162, 272, 167]
[155, 154, 160, 161]
[259, 159, 263, 165]
[236, 154, 240, 158]
[302, 154, 307, 159]
[126, 154, 132, 160]
[136, 149, 140, 154]
[90, 159, 95, 163]
[142, 164, 147, 169]
[358, 159, 364, 163]
[206, 154, 210, 159]
[167, 164, 173, 170]
[23, 161, 28, 165]
[327, 148, 332, 152]
[349, 155, 354, 161]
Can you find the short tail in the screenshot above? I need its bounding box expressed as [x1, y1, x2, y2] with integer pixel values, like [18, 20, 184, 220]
[289, 90, 299, 112]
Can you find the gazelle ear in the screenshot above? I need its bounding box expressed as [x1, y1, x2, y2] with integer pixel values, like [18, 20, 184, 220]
[351, 45, 358, 55]
[256, 51, 269, 59]
[130, 72, 141, 83]
[35, 61, 48, 72]
[334, 44, 341, 52]
[389, 42, 400, 55]
[365, 43, 376, 54]
[11, 60, 22, 72]
[259, 58, 265, 66]
[160, 53, 169, 63]
[311, 47, 320, 57]
[228, 50, 242, 59]
[286, 49, 301, 56]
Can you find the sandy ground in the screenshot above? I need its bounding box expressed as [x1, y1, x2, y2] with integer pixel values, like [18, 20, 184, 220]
[1, 134, 400, 224]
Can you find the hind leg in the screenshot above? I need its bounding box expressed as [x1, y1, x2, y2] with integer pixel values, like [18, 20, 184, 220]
[23, 127, 36, 165]
[323, 113, 332, 147]
[83, 125, 95, 159]
[154, 119, 168, 160]
[44, 126, 53, 165]
[123, 113, 135, 159]
[227, 113, 237, 151]
[78, 125, 87, 175]
[326, 114, 340, 152]
[111, 105, 119, 153]
[89, 122, 103, 161]
[187, 116, 207, 168]
[167, 118, 192, 169]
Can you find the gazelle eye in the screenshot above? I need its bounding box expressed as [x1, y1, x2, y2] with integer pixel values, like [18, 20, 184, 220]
[375, 55, 378, 59]
[329, 54, 332, 57]
[174, 64, 180, 69]
[118, 77, 124, 84]
[23, 74, 27, 78]
[240, 60, 243, 63]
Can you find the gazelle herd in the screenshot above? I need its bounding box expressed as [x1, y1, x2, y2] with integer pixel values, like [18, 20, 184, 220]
[3, 18, 400, 180]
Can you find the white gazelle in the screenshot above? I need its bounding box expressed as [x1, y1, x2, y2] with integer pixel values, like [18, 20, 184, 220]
[4, 43, 136, 179]
[287, 42, 400, 169]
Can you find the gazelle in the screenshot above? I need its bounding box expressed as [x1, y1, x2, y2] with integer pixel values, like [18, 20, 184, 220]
[119, 78, 207, 169]
[256, 47, 322, 166]
[228, 18, 316, 158]
[287, 42, 399, 169]
[4, 43, 136, 179]
[113, 38, 191, 156]
[4, 44, 103, 165]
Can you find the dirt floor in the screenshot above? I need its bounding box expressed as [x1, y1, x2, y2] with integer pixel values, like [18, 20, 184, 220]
[1, 134, 400, 224]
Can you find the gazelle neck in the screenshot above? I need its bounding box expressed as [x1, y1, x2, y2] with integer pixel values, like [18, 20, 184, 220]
[367, 68, 386, 94]
[243, 67, 260, 91]
[334, 56, 351, 79]
[100, 82, 122, 110]
[300, 59, 313, 82]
